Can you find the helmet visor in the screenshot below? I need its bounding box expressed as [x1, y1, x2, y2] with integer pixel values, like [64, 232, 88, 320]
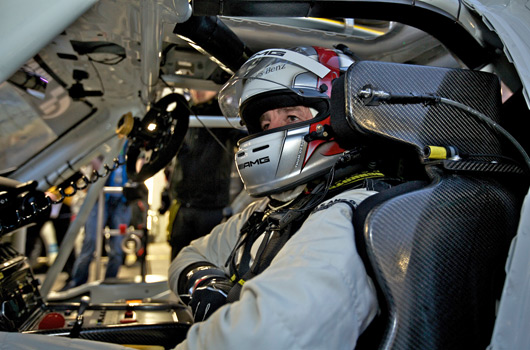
[218, 48, 332, 128]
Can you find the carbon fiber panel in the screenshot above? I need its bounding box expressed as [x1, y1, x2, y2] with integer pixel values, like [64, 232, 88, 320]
[345, 61, 503, 157]
[78, 323, 190, 349]
[361, 169, 518, 350]
[28, 323, 190, 349]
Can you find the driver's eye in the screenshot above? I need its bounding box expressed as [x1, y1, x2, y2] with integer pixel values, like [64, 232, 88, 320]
[287, 115, 300, 122]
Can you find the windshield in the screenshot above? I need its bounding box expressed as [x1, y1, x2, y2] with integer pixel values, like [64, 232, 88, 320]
[0, 60, 94, 174]
[0, 82, 57, 173]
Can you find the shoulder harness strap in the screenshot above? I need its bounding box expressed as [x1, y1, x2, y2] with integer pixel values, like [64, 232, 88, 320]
[226, 170, 392, 303]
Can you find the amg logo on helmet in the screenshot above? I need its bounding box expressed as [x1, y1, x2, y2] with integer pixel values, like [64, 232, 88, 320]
[238, 156, 270, 170]
[253, 50, 286, 58]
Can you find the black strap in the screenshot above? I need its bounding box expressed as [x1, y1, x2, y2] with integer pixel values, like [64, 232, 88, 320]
[226, 226, 290, 302]
[227, 196, 358, 303]
[226, 211, 267, 279]
[251, 226, 292, 275]
[226, 176, 393, 303]
[236, 231, 256, 277]
[226, 276, 245, 302]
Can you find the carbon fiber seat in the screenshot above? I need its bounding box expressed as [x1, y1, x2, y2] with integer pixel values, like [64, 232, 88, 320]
[329, 61, 526, 349]
[353, 171, 519, 349]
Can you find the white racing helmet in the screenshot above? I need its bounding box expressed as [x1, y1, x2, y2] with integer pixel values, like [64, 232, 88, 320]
[218, 46, 356, 197]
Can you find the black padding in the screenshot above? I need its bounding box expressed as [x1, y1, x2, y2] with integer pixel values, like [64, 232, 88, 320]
[173, 16, 252, 73]
[330, 74, 359, 149]
[32, 322, 190, 349]
[241, 90, 328, 134]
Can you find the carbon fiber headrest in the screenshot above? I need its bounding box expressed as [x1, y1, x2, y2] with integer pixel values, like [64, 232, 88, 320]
[331, 61, 503, 157]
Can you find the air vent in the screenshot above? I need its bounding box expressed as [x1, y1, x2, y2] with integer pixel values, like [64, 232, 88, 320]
[253, 145, 269, 152]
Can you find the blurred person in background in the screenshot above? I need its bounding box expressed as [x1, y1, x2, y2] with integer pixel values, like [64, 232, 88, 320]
[160, 89, 246, 260]
[62, 148, 132, 290]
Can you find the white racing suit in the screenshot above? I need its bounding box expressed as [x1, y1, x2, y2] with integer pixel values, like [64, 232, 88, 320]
[0, 189, 378, 350]
[168, 188, 379, 350]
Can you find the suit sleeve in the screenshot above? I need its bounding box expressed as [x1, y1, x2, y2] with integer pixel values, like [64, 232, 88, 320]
[168, 198, 268, 296]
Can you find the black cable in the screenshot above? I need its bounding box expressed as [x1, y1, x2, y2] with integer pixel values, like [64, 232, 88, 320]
[159, 74, 174, 90]
[182, 102, 231, 154]
[358, 87, 530, 172]
[33, 54, 69, 89]
[159, 73, 230, 154]
[88, 58, 105, 94]
[438, 97, 530, 172]
[79, 42, 126, 65]
[86, 54, 125, 66]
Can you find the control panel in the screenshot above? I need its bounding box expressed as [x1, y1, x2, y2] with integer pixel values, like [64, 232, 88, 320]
[0, 242, 192, 348]
[28, 301, 186, 330]
[0, 244, 43, 331]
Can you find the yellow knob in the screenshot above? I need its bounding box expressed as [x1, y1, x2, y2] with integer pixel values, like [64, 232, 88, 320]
[116, 112, 134, 137]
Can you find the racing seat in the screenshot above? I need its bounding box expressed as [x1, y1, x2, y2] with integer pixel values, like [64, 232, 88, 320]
[352, 170, 520, 349]
[329, 61, 526, 349]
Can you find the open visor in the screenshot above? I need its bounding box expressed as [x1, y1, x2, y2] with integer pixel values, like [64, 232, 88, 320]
[218, 48, 332, 131]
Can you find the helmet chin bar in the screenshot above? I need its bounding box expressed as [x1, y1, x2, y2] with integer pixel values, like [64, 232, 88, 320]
[236, 115, 345, 197]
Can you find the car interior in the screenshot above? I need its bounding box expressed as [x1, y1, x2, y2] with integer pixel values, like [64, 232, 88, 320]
[1, 1, 529, 349]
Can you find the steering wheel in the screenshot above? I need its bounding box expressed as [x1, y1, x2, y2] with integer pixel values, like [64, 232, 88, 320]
[125, 93, 190, 182]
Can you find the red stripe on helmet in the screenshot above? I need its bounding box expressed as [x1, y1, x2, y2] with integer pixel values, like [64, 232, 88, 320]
[313, 47, 341, 97]
[303, 116, 345, 167]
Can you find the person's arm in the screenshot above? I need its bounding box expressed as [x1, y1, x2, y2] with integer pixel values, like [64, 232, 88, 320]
[168, 198, 268, 297]
[174, 189, 379, 350]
